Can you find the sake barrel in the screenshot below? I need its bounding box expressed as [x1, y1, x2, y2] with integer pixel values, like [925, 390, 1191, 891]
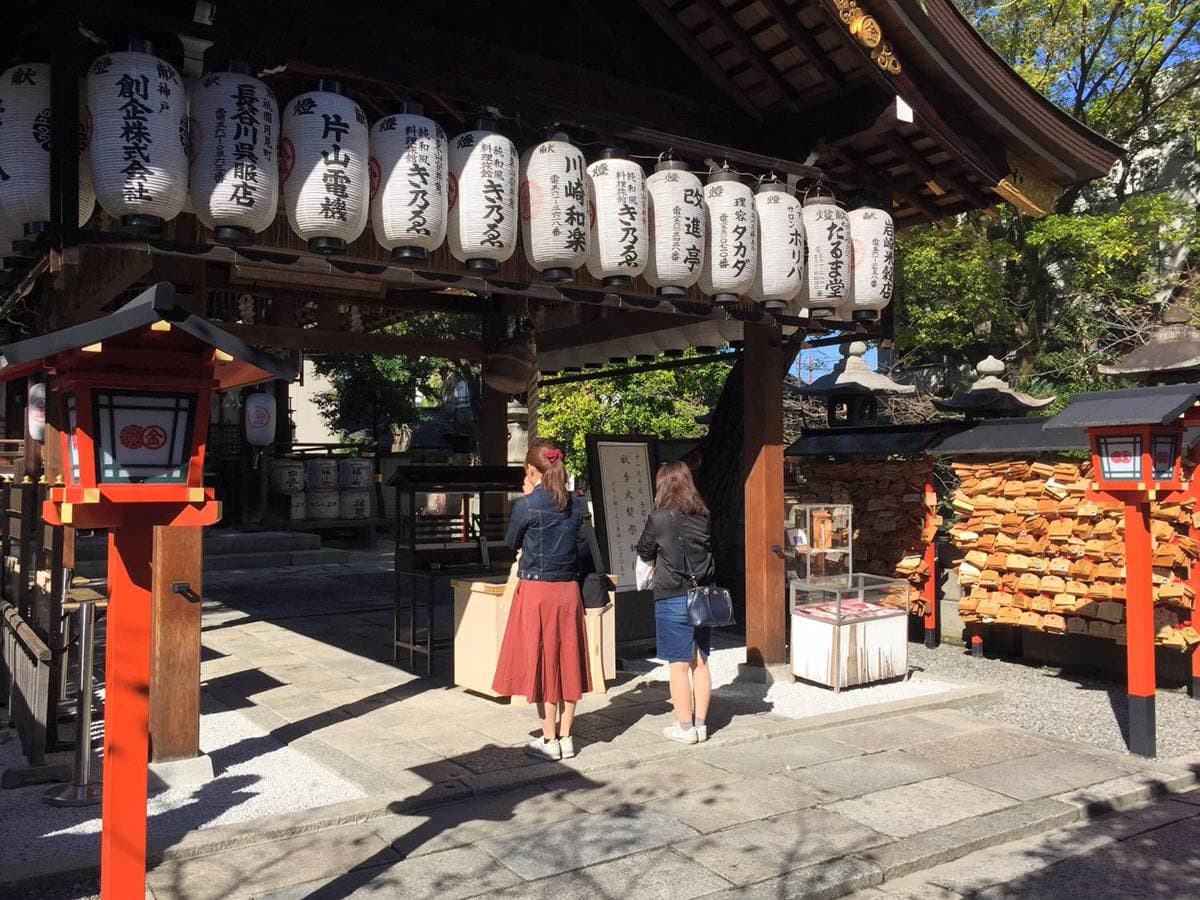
[339, 488, 371, 520]
[305, 489, 340, 519]
[337, 457, 373, 489]
[270, 458, 305, 494]
[305, 458, 337, 490]
[286, 492, 306, 521]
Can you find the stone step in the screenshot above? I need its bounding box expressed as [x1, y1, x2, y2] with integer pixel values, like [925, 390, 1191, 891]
[73, 529, 323, 561]
[72, 545, 350, 578]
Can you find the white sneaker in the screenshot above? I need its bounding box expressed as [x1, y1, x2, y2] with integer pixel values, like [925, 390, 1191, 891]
[559, 735, 576, 759]
[663, 723, 698, 744]
[525, 737, 561, 761]
[695, 725, 708, 743]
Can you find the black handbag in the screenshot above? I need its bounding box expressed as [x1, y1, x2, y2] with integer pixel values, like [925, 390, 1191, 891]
[580, 515, 612, 609]
[674, 512, 734, 627]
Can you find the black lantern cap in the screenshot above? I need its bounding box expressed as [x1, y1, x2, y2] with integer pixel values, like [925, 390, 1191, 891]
[0, 282, 297, 388]
[1044, 383, 1200, 430]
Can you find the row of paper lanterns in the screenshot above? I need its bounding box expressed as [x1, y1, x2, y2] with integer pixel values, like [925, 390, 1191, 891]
[0, 47, 893, 319]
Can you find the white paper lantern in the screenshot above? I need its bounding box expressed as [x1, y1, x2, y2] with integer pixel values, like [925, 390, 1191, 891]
[586, 149, 647, 288]
[800, 192, 850, 317]
[370, 100, 448, 263]
[0, 63, 96, 239]
[644, 159, 704, 300]
[27, 380, 46, 442]
[848, 206, 894, 321]
[281, 80, 369, 254]
[244, 390, 276, 447]
[447, 119, 517, 274]
[188, 63, 280, 246]
[87, 43, 189, 232]
[519, 132, 589, 283]
[698, 171, 757, 306]
[750, 181, 803, 311]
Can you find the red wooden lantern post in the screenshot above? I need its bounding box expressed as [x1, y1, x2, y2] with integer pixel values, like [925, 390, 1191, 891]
[0, 283, 295, 897]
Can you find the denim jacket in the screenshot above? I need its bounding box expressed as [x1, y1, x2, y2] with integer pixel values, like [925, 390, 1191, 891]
[505, 485, 583, 582]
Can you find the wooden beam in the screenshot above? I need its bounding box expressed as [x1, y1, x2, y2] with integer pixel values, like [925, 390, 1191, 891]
[743, 323, 786, 667]
[66, 248, 153, 324]
[149, 527, 202, 763]
[830, 145, 941, 220]
[761, 0, 847, 87]
[537, 309, 709, 353]
[695, 0, 800, 111]
[218, 322, 486, 359]
[636, 0, 764, 120]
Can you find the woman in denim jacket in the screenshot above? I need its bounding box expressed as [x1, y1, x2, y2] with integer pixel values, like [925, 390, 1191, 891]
[492, 439, 591, 760]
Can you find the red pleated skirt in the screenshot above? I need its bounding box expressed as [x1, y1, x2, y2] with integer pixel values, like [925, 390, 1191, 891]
[492, 579, 592, 704]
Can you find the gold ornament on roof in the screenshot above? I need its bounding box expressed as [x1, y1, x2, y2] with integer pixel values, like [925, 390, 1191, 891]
[834, 0, 902, 75]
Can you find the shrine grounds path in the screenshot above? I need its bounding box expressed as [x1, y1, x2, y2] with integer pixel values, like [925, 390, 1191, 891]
[4, 551, 1200, 899]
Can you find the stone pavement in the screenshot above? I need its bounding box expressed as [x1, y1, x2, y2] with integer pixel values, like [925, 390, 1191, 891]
[135, 709, 1200, 900]
[850, 786, 1200, 899]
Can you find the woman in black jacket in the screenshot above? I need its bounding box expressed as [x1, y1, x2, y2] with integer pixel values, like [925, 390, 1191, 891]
[635, 461, 716, 744]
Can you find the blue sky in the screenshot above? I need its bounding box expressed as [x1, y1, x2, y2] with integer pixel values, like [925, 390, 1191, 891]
[792, 341, 879, 383]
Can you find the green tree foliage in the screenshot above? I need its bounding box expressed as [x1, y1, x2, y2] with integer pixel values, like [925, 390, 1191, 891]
[536, 352, 731, 477]
[894, 2, 1200, 390]
[312, 312, 480, 444]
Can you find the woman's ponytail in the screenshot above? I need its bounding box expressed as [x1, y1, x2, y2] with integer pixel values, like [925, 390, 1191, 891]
[526, 439, 570, 511]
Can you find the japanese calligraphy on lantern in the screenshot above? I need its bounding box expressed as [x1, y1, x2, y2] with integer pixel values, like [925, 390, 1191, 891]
[587, 436, 658, 590]
[801, 196, 849, 313]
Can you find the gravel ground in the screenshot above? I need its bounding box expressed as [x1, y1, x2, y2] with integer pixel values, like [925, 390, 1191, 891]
[908, 642, 1200, 759]
[626, 633, 960, 719]
[0, 703, 364, 878]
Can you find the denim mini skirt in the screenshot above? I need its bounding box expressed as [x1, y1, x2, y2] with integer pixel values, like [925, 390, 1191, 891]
[655, 595, 712, 663]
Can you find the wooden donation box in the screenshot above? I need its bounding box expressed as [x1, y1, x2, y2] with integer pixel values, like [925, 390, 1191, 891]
[452, 574, 616, 699]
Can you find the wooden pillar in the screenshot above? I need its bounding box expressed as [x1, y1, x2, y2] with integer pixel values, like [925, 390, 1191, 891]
[1123, 497, 1156, 757]
[742, 324, 786, 667]
[922, 453, 940, 648]
[1186, 449, 1200, 699]
[148, 526, 203, 762]
[480, 303, 508, 467]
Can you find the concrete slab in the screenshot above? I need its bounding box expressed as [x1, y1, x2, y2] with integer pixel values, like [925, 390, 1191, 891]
[556, 757, 732, 814]
[954, 749, 1129, 801]
[697, 732, 862, 777]
[787, 750, 954, 802]
[705, 855, 882, 899]
[258, 845, 522, 900]
[903, 727, 1060, 772]
[820, 712, 986, 755]
[672, 807, 888, 886]
[1052, 768, 1200, 818]
[858, 798, 1078, 879]
[478, 847, 731, 899]
[649, 773, 824, 834]
[829, 777, 1015, 838]
[147, 823, 399, 900]
[478, 807, 698, 880]
[370, 785, 588, 859]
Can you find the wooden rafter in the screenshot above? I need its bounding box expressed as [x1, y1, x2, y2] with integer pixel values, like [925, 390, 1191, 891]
[761, 0, 847, 88]
[636, 0, 764, 120]
[693, 0, 801, 111]
[218, 322, 486, 360]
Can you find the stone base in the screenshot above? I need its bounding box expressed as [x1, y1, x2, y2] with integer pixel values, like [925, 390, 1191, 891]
[148, 753, 215, 792]
[736, 662, 794, 685]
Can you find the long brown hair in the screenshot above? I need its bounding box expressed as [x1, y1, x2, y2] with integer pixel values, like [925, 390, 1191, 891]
[526, 439, 570, 511]
[654, 461, 709, 516]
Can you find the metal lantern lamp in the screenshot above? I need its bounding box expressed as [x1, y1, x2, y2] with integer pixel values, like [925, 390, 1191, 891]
[1088, 424, 1183, 494]
[1046, 384, 1200, 759]
[0, 281, 295, 898]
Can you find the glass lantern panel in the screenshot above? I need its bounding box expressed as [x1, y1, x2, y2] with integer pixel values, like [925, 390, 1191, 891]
[784, 503, 853, 586]
[94, 390, 196, 484]
[65, 393, 80, 484]
[1152, 434, 1179, 481]
[1097, 434, 1142, 482]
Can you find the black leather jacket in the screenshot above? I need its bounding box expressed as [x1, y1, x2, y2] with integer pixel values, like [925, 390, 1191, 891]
[506, 485, 584, 582]
[636, 509, 715, 600]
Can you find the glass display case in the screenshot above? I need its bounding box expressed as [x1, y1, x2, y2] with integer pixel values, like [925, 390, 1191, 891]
[785, 502, 853, 585]
[789, 571, 910, 691]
